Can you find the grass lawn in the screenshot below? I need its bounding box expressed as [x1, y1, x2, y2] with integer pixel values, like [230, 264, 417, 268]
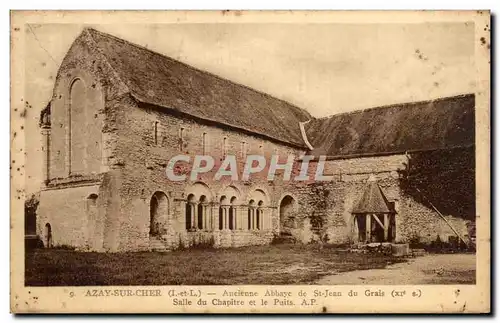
[25, 244, 406, 286]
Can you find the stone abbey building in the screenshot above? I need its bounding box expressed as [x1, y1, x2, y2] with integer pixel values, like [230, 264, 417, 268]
[37, 28, 475, 252]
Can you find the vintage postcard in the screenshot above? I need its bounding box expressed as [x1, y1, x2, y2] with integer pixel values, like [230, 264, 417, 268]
[10, 10, 490, 313]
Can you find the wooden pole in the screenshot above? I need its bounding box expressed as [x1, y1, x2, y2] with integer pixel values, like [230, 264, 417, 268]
[415, 188, 468, 246]
[353, 216, 358, 242]
[383, 214, 389, 242]
[372, 214, 384, 228]
[365, 214, 371, 243]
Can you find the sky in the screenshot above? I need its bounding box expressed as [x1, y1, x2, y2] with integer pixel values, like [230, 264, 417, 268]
[23, 22, 475, 193]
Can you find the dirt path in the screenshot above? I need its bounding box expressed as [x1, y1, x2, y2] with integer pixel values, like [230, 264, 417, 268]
[315, 253, 476, 285]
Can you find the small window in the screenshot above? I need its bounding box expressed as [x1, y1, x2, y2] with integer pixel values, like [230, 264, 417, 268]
[179, 127, 185, 151]
[222, 137, 228, 157]
[202, 132, 208, 155]
[87, 193, 98, 208]
[241, 141, 247, 159]
[153, 121, 159, 146]
[259, 144, 264, 156]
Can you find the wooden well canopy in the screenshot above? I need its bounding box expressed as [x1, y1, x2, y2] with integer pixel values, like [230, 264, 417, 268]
[352, 179, 396, 243]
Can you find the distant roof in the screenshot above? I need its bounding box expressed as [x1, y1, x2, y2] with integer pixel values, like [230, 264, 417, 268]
[84, 28, 312, 147]
[305, 94, 475, 158]
[352, 181, 394, 214]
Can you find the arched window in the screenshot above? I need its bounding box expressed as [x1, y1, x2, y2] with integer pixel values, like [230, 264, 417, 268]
[69, 79, 87, 175]
[150, 196, 159, 235]
[222, 137, 228, 157]
[150, 192, 169, 236]
[197, 204, 203, 229]
[219, 186, 240, 230]
[185, 182, 213, 231]
[219, 196, 227, 230]
[179, 127, 185, 151]
[241, 141, 247, 159]
[219, 207, 224, 230]
[198, 195, 207, 230]
[202, 132, 208, 155]
[87, 193, 98, 206]
[185, 194, 196, 230]
[279, 195, 297, 235]
[229, 196, 237, 230]
[153, 121, 159, 146]
[248, 200, 256, 230]
[228, 206, 234, 230]
[257, 200, 264, 230]
[44, 223, 52, 248]
[247, 208, 251, 230]
[185, 203, 192, 230]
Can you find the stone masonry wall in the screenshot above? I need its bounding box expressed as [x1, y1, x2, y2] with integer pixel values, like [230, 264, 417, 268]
[286, 151, 473, 245]
[47, 30, 128, 180]
[37, 184, 101, 250]
[285, 155, 405, 244]
[112, 101, 307, 251]
[38, 31, 128, 252]
[91, 94, 474, 250]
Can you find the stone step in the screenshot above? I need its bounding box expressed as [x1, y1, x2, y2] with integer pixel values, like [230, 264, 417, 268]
[149, 237, 169, 252]
[349, 244, 429, 257]
[411, 249, 428, 257]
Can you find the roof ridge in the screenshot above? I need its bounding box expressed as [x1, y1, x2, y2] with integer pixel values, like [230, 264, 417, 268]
[83, 28, 132, 96]
[84, 27, 312, 119]
[316, 93, 475, 121]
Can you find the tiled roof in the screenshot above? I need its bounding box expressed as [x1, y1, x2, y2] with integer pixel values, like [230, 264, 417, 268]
[352, 181, 394, 214]
[305, 94, 475, 158]
[84, 28, 312, 147]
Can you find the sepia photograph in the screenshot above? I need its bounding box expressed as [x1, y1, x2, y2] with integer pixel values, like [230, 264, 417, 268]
[10, 10, 490, 313]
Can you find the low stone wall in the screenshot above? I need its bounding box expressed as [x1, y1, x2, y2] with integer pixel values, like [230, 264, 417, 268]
[37, 184, 102, 250]
[162, 230, 273, 250]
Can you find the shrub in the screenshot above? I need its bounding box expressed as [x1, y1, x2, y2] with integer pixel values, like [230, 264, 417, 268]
[408, 232, 425, 249]
[190, 235, 215, 250]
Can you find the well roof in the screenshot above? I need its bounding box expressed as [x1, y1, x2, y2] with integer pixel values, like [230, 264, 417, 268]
[352, 181, 394, 214]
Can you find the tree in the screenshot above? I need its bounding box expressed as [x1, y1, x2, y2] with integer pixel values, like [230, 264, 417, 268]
[24, 193, 39, 235]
